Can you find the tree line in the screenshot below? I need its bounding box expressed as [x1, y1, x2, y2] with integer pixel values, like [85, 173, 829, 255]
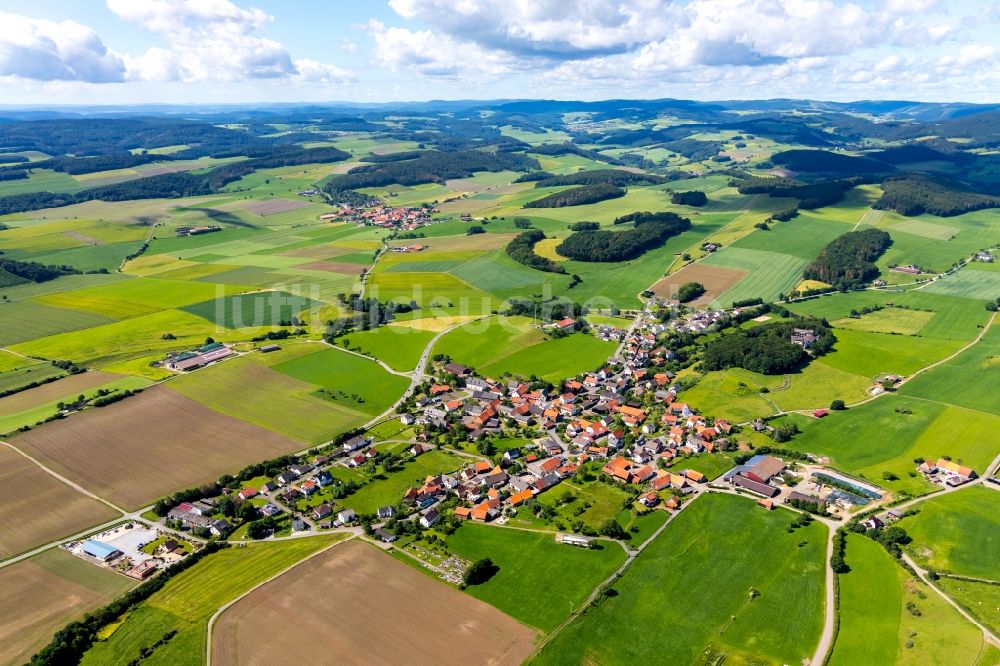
[803, 228, 891, 289]
[325, 149, 538, 192]
[875, 173, 999, 217]
[0, 258, 81, 283]
[524, 183, 625, 208]
[531, 168, 665, 188]
[735, 176, 856, 209]
[555, 211, 691, 262]
[505, 229, 566, 273]
[0, 146, 349, 216]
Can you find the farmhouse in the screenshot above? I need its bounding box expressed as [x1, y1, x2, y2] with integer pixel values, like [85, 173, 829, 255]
[790, 329, 817, 348]
[419, 508, 440, 528]
[375, 528, 398, 543]
[731, 476, 779, 498]
[165, 342, 233, 371]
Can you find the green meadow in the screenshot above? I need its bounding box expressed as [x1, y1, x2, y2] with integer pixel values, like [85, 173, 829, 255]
[445, 522, 627, 633]
[273, 346, 409, 416]
[432, 316, 615, 382]
[898, 486, 1000, 580]
[338, 449, 464, 514]
[338, 323, 436, 372]
[774, 396, 999, 498]
[531, 493, 826, 666]
[899, 324, 1000, 417]
[936, 577, 1000, 637]
[829, 534, 984, 666]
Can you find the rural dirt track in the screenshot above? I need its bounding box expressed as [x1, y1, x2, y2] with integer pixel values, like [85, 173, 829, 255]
[209, 539, 537, 666]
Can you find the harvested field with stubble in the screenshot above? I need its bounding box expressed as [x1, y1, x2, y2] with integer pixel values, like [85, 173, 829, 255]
[242, 198, 310, 216]
[0, 445, 118, 559]
[11, 386, 302, 509]
[0, 369, 123, 416]
[296, 260, 365, 274]
[0, 548, 136, 666]
[650, 262, 747, 305]
[211, 540, 538, 666]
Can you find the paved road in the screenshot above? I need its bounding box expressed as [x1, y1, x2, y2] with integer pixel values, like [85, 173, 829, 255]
[810, 525, 837, 666]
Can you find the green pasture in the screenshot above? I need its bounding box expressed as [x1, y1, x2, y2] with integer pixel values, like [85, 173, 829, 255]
[829, 535, 904, 666]
[432, 316, 614, 382]
[832, 306, 935, 335]
[168, 353, 370, 444]
[829, 534, 984, 666]
[936, 577, 1000, 636]
[9, 308, 243, 367]
[667, 452, 736, 481]
[36, 277, 248, 319]
[181, 291, 320, 328]
[877, 209, 1000, 273]
[898, 486, 1000, 580]
[336, 324, 435, 372]
[368, 271, 494, 314]
[899, 324, 1000, 416]
[0, 299, 116, 346]
[774, 396, 999, 498]
[820, 329, 963, 378]
[0, 350, 34, 373]
[787, 290, 990, 342]
[925, 264, 1000, 300]
[732, 212, 852, 260]
[273, 346, 409, 416]
[531, 493, 826, 666]
[0, 363, 65, 394]
[445, 522, 627, 633]
[0, 169, 83, 196]
[536, 480, 635, 533]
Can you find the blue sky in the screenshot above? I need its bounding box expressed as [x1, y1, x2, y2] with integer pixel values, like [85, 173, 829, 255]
[0, 0, 997, 105]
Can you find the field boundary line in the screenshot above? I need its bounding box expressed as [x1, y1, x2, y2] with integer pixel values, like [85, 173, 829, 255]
[738, 310, 997, 424]
[0, 439, 126, 514]
[901, 551, 1000, 648]
[204, 534, 357, 666]
[662, 195, 761, 278]
[524, 491, 699, 661]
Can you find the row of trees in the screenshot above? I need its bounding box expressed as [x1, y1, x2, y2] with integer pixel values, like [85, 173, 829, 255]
[736, 176, 855, 209]
[325, 149, 538, 191]
[0, 258, 80, 283]
[803, 228, 891, 289]
[0, 146, 351, 216]
[524, 183, 626, 208]
[875, 174, 999, 217]
[531, 168, 664, 188]
[555, 211, 691, 262]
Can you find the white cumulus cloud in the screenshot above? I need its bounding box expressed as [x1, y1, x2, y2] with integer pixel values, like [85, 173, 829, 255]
[106, 0, 349, 83]
[0, 12, 125, 82]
